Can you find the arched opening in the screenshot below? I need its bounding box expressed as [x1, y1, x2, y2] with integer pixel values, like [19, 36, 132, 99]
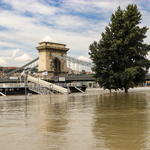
[53, 58, 61, 76]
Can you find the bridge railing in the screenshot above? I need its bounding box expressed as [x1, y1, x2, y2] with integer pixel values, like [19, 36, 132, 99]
[0, 53, 93, 80]
[0, 57, 39, 78]
[51, 53, 93, 67]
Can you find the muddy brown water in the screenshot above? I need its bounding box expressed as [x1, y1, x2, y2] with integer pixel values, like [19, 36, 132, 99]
[0, 88, 150, 150]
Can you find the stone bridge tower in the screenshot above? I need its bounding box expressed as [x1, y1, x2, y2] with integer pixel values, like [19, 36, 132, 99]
[36, 42, 69, 79]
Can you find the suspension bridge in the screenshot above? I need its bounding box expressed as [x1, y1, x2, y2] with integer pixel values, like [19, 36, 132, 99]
[0, 41, 96, 95]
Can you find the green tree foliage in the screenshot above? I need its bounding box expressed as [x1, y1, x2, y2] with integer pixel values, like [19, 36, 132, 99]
[89, 4, 150, 93]
[81, 70, 86, 75]
[0, 66, 3, 71]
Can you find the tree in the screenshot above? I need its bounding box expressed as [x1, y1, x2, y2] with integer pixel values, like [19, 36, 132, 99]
[81, 70, 86, 75]
[89, 4, 150, 93]
[0, 66, 3, 71]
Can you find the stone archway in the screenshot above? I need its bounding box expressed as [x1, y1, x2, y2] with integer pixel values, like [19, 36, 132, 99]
[87, 82, 93, 88]
[53, 58, 61, 76]
[36, 42, 69, 79]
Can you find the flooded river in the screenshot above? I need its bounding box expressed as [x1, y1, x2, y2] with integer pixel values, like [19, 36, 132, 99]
[1, 88, 150, 150]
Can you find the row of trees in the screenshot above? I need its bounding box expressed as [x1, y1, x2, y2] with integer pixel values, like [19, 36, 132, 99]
[0, 66, 38, 75]
[68, 70, 88, 76]
[89, 4, 150, 93]
[0, 66, 18, 73]
[0, 66, 3, 71]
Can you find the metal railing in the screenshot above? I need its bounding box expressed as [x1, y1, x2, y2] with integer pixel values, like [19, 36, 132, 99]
[0, 53, 93, 80]
[0, 57, 39, 78]
[51, 53, 93, 67]
[28, 82, 54, 95]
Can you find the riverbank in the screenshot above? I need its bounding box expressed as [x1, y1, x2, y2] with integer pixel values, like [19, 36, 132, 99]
[86, 86, 150, 94]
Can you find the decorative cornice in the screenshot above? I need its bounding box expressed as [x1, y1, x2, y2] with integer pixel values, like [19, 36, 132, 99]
[36, 45, 69, 51]
[39, 41, 66, 46]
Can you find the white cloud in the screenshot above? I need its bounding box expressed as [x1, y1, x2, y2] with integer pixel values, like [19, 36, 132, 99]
[77, 56, 91, 62]
[0, 0, 150, 68]
[2, 0, 58, 15]
[15, 53, 32, 62]
[0, 58, 8, 66]
[0, 41, 21, 48]
[12, 49, 20, 57]
[0, 10, 35, 30]
[53, 15, 87, 30]
[40, 36, 58, 43]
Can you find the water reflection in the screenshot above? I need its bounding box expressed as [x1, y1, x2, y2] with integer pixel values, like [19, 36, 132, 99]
[92, 93, 150, 149]
[0, 92, 150, 149]
[38, 95, 68, 133]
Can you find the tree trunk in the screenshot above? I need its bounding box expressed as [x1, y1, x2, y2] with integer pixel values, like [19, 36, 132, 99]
[125, 87, 128, 93]
[110, 89, 111, 93]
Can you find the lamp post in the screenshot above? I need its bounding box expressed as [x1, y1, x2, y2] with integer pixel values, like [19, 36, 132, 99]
[24, 72, 28, 101]
[49, 84, 53, 100]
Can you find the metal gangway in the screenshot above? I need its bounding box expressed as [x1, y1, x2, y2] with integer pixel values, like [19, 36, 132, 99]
[27, 75, 68, 94]
[28, 82, 52, 95]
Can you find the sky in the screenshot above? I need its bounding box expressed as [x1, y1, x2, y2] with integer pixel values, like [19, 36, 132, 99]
[0, 0, 150, 67]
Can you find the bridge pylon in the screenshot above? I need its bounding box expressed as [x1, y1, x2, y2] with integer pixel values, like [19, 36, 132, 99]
[36, 41, 69, 79]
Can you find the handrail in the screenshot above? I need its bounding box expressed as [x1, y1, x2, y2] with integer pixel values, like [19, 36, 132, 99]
[74, 85, 85, 93]
[0, 91, 6, 96]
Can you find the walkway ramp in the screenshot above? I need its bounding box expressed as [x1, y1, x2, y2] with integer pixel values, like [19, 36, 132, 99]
[27, 75, 68, 94]
[0, 92, 6, 96]
[74, 85, 85, 93]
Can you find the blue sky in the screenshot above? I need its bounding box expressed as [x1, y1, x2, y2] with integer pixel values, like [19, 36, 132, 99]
[0, 0, 150, 67]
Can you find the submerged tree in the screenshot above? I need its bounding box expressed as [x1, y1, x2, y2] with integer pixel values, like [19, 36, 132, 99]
[89, 4, 150, 93]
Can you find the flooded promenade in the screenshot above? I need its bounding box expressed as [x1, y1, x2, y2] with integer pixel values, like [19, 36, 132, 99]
[1, 87, 150, 150]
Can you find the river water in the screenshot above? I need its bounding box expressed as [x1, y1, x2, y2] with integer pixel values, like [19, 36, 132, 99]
[1, 88, 150, 150]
